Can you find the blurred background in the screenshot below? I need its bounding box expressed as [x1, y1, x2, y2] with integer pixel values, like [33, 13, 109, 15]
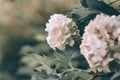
[0, 0, 78, 80]
[0, 0, 120, 80]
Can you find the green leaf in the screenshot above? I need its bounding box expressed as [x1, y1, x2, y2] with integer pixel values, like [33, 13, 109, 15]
[79, 71, 92, 80]
[31, 72, 59, 80]
[60, 69, 93, 80]
[111, 71, 120, 80]
[29, 54, 53, 74]
[53, 52, 68, 67]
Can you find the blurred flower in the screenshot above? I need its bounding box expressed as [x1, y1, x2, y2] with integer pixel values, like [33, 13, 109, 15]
[45, 14, 80, 50]
[80, 14, 120, 72]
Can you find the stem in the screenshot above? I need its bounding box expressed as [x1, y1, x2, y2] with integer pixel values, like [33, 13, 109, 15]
[68, 59, 74, 69]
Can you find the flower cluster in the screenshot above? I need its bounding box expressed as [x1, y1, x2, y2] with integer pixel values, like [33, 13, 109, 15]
[45, 14, 80, 50]
[80, 14, 120, 72]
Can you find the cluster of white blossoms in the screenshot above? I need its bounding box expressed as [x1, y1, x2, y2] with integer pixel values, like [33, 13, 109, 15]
[80, 14, 120, 72]
[45, 14, 80, 50]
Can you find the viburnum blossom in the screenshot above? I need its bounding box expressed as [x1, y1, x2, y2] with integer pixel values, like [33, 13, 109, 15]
[80, 14, 120, 72]
[45, 14, 80, 50]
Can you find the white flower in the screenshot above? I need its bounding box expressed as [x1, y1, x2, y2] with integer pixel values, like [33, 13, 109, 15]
[45, 14, 80, 50]
[80, 14, 120, 72]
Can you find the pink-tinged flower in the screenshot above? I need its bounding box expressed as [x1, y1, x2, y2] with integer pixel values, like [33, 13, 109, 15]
[45, 14, 80, 50]
[80, 14, 120, 72]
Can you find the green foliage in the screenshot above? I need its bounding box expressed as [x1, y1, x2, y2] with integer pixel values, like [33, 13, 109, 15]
[59, 70, 92, 80]
[31, 72, 59, 80]
[30, 51, 91, 80]
[53, 52, 69, 68]
[30, 49, 120, 80]
[29, 54, 53, 74]
[111, 71, 120, 80]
